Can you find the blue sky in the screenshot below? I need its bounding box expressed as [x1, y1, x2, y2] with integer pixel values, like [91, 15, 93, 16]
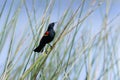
[0, 0, 120, 79]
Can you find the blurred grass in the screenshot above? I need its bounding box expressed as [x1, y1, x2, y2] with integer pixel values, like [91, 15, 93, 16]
[0, 0, 120, 80]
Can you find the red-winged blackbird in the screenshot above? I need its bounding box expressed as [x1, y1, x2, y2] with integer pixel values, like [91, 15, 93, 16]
[34, 22, 56, 53]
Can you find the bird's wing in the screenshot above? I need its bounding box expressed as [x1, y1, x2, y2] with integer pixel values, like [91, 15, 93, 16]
[44, 31, 50, 36]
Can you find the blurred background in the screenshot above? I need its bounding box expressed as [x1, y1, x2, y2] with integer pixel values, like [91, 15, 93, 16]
[0, 0, 120, 80]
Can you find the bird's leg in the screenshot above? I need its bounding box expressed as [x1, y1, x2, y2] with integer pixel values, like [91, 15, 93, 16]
[48, 44, 53, 49]
[41, 48, 48, 54]
[45, 50, 48, 54]
[44, 44, 53, 54]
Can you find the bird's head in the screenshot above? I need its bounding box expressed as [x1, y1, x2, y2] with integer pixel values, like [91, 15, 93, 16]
[47, 22, 57, 30]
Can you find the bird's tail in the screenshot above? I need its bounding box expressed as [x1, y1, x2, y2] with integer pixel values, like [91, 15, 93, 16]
[34, 44, 45, 53]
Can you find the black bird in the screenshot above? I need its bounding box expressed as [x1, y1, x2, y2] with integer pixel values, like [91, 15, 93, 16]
[34, 22, 56, 53]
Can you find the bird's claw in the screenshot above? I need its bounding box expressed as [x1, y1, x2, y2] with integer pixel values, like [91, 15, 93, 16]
[48, 44, 53, 49]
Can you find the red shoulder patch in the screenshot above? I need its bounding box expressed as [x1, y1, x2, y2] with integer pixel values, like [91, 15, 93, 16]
[44, 31, 49, 36]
